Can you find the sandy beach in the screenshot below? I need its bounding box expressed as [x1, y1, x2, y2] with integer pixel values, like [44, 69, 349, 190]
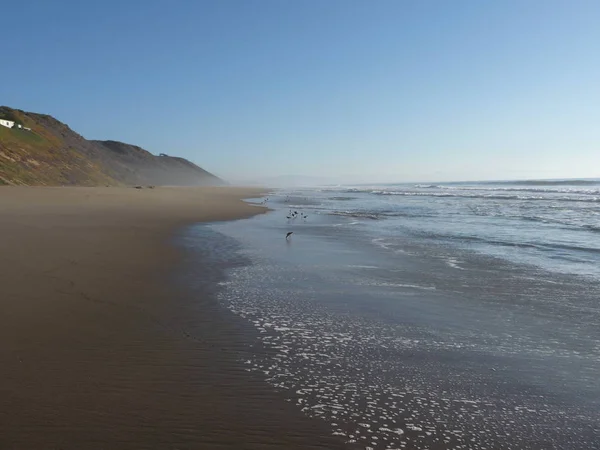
[0, 186, 348, 449]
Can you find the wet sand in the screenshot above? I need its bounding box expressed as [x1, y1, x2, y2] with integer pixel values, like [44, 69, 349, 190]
[0, 186, 349, 449]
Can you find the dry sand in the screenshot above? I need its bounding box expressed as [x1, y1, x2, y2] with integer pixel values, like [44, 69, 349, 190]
[0, 186, 347, 449]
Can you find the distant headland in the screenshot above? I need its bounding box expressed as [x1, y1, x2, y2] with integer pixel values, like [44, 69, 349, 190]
[0, 106, 223, 186]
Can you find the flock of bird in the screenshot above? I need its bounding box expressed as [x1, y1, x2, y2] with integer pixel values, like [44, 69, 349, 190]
[260, 197, 308, 240]
[286, 210, 308, 221]
[286, 209, 308, 240]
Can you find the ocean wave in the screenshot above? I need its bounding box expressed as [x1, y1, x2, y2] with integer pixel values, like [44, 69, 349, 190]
[347, 264, 379, 269]
[429, 186, 600, 196]
[460, 211, 600, 233]
[372, 237, 393, 250]
[427, 186, 600, 195]
[514, 216, 600, 233]
[329, 181, 600, 197]
[444, 258, 465, 270]
[371, 238, 413, 254]
[425, 232, 600, 255]
[330, 211, 381, 220]
[341, 187, 597, 201]
[495, 179, 600, 187]
[328, 196, 358, 201]
[370, 191, 600, 203]
[376, 282, 436, 290]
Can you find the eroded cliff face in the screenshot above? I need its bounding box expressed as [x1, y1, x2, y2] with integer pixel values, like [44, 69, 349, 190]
[0, 106, 223, 186]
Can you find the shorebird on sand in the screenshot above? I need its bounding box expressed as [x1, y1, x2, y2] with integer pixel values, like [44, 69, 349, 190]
[286, 232, 293, 240]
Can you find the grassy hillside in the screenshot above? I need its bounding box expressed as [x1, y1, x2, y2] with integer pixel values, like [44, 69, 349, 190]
[0, 106, 223, 186]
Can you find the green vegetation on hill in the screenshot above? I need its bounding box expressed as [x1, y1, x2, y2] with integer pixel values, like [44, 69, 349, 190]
[0, 106, 223, 186]
[0, 107, 24, 126]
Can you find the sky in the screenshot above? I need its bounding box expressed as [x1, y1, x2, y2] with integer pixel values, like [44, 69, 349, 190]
[2, 0, 599, 184]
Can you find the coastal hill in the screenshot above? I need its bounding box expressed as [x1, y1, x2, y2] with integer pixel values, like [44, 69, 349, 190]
[0, 106, 223, 186]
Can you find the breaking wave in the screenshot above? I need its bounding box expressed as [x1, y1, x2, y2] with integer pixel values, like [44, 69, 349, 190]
[330, 211, 382, 220]
[366, 190, 600, 203]
[495, 179, 600, 186]
[416, 232, 600, 255]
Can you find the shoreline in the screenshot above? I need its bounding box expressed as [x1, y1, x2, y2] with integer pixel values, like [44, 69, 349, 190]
[211, 187, 600, 449]
[0, 186, 348, 449]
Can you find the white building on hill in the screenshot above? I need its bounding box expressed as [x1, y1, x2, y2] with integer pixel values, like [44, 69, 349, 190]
[0, 119, 15, 129]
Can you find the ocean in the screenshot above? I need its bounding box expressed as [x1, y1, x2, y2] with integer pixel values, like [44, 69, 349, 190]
[187, 180, 600, 449]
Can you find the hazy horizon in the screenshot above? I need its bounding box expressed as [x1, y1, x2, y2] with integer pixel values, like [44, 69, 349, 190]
[231, 173, 600, 188]
[2, 0, 599, 183]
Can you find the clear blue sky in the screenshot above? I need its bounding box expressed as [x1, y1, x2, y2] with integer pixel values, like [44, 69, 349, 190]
[2, 0, 599, 183]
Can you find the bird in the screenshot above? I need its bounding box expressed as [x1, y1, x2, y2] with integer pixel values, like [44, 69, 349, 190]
[286, 232, 293, 240]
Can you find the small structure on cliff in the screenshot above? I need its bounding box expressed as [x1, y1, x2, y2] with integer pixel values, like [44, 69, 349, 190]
[0, 119, 31, 131]
[0, 119, 15, 129]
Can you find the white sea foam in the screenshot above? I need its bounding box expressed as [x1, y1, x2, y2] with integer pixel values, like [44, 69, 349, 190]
[444, 258, 465, 270]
